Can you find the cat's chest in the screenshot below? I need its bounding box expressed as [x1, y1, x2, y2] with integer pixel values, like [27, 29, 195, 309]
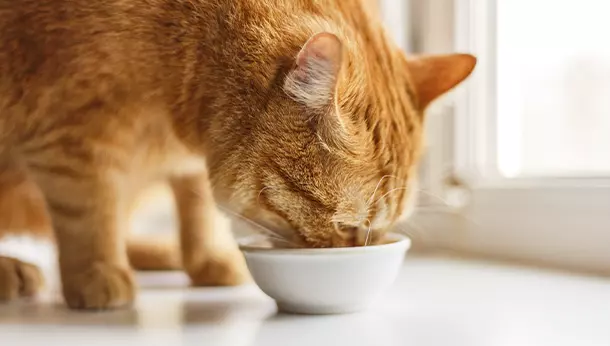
[126, 147, 206, 203]
[130, 130, 207, 184]
[162, 153, 207, 177]
[153, 139, 207, 179]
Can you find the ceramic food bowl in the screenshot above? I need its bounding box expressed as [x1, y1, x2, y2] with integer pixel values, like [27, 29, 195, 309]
[239, 233, 410, 315]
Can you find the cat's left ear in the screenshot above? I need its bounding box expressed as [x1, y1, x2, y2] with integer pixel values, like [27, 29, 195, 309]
[406, 53, 477, 110]
[284, 32, 343, 110]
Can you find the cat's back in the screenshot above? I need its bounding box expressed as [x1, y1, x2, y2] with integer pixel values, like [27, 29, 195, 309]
[0, 0, 182, 147]
[0, 0, 159, 92]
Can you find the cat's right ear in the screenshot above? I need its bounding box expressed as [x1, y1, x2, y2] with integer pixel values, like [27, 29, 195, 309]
[406, 53, 477, 111]
[284, 32, 343, 110]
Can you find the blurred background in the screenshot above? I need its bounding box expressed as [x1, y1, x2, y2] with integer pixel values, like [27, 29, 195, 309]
[382, 0, 610, 274]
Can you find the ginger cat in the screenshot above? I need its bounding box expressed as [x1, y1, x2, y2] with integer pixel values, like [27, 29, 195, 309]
[0, 0, 476, 309]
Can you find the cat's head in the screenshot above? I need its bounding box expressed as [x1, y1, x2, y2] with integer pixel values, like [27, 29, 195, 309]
[216, 32, 475, 248]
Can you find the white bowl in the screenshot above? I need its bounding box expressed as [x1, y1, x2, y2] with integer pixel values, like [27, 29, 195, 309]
[238, 233, 411, 315]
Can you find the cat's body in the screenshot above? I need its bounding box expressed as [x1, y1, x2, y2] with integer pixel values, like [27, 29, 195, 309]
[0, 0, 475, 309]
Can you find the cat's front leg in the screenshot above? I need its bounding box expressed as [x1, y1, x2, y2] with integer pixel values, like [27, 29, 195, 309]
[30, 163, 134, 310]
[170, 174, 249, 286]
[0, 160, 52, 301]
[0, 256, 44, 301]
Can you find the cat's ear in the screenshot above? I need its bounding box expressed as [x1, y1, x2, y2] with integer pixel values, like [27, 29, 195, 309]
[406, 53, 477, 110]
[284, 32, 343, 110]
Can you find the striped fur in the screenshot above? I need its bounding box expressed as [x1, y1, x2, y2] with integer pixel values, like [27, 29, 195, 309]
[0, 0, 475, 309]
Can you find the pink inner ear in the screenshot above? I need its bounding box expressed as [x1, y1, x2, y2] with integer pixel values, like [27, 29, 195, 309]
[284, 32, 344, 110]
[296, 32, 343, 75]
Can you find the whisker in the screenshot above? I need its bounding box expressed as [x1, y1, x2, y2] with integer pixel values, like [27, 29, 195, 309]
[417, 189, 451, 206]
[395, 224, 425, 243]
[373, 186, 409, 205]
[191, 189, 299, 246]
[186, 187, 298, 246]
[363, 219, 372, 246]
[366, 175, 396, 206]
[256, 186, 275, 206]
[453, 212, 482, 227]
[414, 205, 453, 213]
[406, 219, 425, 235]
[216, 204, 297, 245]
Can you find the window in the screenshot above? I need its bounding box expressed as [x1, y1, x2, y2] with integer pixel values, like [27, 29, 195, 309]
[381, 0, 610, 273]
[497, 0, 610, 177]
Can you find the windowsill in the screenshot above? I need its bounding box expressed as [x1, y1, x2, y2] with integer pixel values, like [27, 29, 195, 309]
[3, 254, 609, 346]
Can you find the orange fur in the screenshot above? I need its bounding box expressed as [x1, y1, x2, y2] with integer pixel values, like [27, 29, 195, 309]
[0, 0, 475, 309]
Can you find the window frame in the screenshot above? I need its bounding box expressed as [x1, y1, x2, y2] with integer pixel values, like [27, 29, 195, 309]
[381, 0, 610, 274]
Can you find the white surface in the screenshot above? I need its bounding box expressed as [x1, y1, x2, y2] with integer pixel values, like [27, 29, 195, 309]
[1, 255, 610, 346]
[0, 233, 58, 288]
[0, 233, 55, 269]
[241, 234, 410, 314]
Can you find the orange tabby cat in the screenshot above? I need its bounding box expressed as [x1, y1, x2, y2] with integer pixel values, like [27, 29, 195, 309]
[0, 0, 475, 309]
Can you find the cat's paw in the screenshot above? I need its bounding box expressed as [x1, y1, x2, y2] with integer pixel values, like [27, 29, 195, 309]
[0, 256, 44, 301]
[186, 252, 250, 287]
[62, 263, 135, 310]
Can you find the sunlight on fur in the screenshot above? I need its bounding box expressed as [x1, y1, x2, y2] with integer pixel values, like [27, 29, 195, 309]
[0, 0, 475, 309]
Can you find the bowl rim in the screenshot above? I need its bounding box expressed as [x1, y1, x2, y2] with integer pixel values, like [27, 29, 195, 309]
[238, 232, 411, 255]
